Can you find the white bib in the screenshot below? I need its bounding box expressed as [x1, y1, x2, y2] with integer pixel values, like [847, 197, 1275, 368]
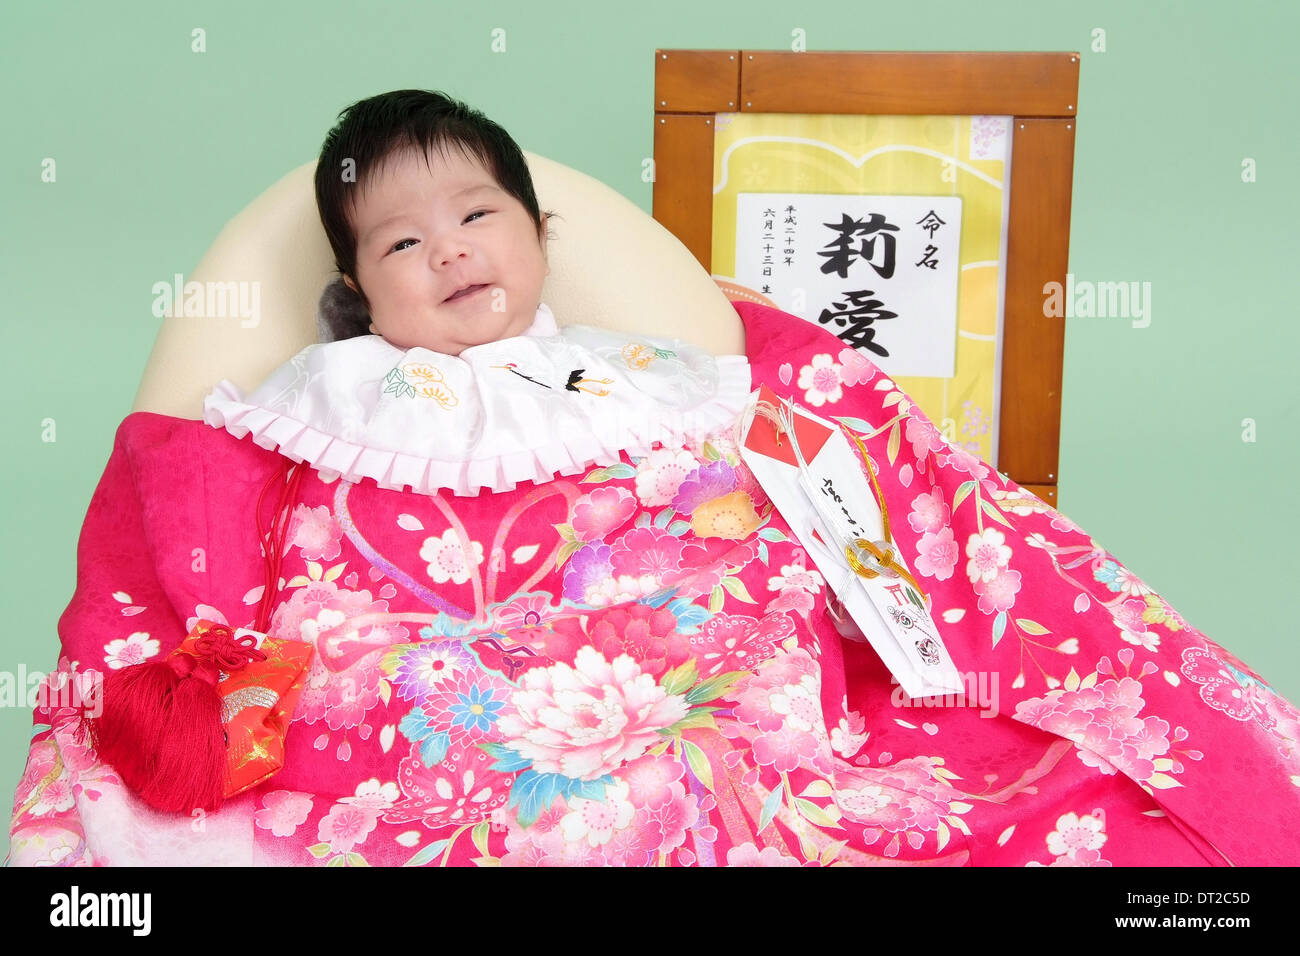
[203, 303, 752, 496]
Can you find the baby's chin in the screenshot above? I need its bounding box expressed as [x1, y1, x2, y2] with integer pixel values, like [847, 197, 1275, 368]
[389, 321, 531, 355]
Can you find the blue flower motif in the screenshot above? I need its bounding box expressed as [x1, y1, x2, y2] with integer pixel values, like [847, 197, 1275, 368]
[1092, 559, 1124, 592]
[447, 683, 504, 734]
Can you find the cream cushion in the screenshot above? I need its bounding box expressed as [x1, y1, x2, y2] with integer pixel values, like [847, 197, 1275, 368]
[133, 153, 746, 420]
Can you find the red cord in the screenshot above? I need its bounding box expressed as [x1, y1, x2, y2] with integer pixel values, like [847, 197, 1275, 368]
[253, 459, 305, 634]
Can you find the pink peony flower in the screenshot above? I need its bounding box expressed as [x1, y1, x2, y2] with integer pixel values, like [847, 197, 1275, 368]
[571, 487, 638, 542]
[609, 526, 685, 578]
[546, 603, 689, 679]
[496, 647, 691, 780]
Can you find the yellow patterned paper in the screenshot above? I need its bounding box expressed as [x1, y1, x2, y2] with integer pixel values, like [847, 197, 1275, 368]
[711, 113, 1012, 465]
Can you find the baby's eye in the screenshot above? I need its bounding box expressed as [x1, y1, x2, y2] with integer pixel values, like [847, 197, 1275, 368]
[464, 210, 490, 223]
[391, 238, 418, 252]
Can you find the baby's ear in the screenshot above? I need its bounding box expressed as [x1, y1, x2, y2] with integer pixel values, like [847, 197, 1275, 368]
[316, 277, 371, 342]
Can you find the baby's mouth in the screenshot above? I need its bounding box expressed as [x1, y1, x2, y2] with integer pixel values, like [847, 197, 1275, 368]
[445, 284, 489, 303]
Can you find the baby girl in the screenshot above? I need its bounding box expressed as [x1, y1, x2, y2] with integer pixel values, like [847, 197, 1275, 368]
[206, 88, 749, 496]
[315, 88, 556, 353]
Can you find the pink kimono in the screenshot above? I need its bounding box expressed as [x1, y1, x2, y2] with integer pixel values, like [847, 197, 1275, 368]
[9, 301, 1299, 866]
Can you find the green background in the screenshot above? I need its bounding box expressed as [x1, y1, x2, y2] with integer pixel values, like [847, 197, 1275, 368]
[3, 0, 1296, 861]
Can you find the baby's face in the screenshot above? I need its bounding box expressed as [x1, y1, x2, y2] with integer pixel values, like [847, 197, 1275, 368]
[344, 144, 548, 355]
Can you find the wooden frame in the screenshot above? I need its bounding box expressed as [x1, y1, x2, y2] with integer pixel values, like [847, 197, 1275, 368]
[652, 50, 1080, 507]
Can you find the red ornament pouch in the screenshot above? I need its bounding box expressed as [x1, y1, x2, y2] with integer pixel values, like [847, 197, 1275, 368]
[83, 619, 313, 814]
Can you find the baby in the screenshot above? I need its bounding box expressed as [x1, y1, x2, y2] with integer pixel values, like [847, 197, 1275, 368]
[204, 89, 750, 498]
[313, 89, 557, 353]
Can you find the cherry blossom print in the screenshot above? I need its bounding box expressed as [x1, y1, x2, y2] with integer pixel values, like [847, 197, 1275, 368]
[316, 801, 379, 855]
[637, 780, 702, 856]
[908, 486, 951, 535]
[939, 445, 990, 482]
[619, 752, 687, 809]
[254, 791, 314, 837]
[767, 563, 825, 594]
[1014, 676, 1177, 787]
[339, 779, 400, 815]
[905, 415, 949, 461]
[797, 353, 844, 406]
[1026, 810, 1111, 867]
[286, 503, 344, 562]
[732, 648, 833, 775]
[560, 779, 636, 846]
[973, 567, 1022, 614]
[764, 586, 815, 618]
[965, 528, 1013, 584]
[419, 528, 485, 585]
[831, 704, 870, 758]
[102, 632, 159, 669]
[914, 526, 959, 581]
[1113, 598, 1160, 650]
[634, 447, 699, 507]
[837, 346, 875, 388]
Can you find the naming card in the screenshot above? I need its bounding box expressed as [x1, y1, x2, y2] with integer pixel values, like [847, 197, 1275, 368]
[739, 386, 962, 698]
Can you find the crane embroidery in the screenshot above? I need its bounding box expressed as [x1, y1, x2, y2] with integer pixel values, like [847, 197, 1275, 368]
[490, 363, 614, 397]
[566, 369, 615, 396]
[491, 362, 551, 389]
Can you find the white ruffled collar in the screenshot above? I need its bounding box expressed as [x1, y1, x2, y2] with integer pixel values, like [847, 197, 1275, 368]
[203, 303, 752, 496]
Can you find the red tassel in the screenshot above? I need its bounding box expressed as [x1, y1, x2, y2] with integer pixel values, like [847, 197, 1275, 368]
[83, 460, 302, 814]
[82, 624, 265, 814]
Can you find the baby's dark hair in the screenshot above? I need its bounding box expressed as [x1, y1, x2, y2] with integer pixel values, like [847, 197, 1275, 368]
[313, 89, 554, 340]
